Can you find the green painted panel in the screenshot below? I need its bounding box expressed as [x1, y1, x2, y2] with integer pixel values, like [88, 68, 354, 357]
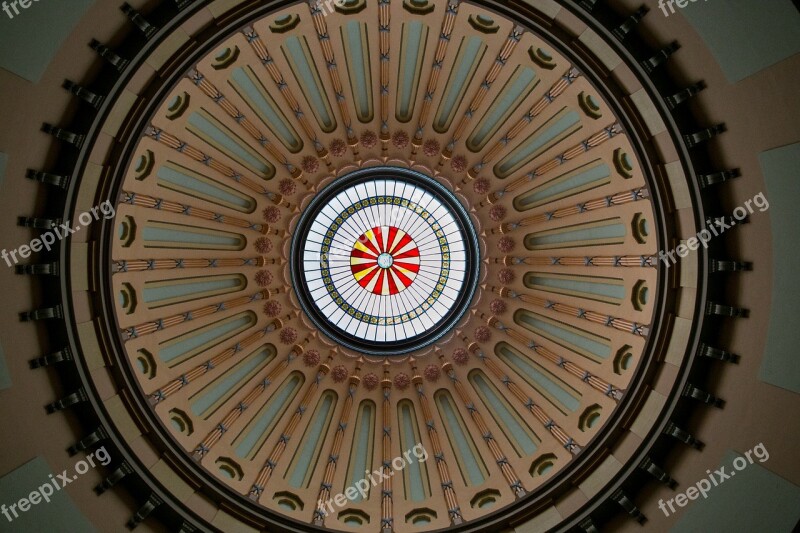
[187, 111, 273, 177]
[288, 392, 336, 487]
[672, 449, 800, 532]
[0, 338, 10, 390]
[471, 371, 537, 456]
[0, 456, 95, 531]
[515, 161, 611, 210]
[681, 0, 800, 82]
[436, 391, 485, 486]
[143, 275, 244, 306]
[524, 273, 625, 303]
[235, 374, 303, 458]
[342, 21, 373, 122]
[0, 0, 94, 82]
[516, 310, 610, 360]
[0, 151, 7, 190]
[283, 36, 336, 132]
[157, 163, 255, 212]
[159, 312, 254, 365]
[142, 223, 244, 250]
[230, 67, 302, 152]
[496, 342, 580, 413]
[399, 402, 427, 501]
[468, 67, 537, 152]
[346, 402, 374, 501]
[759, 143, 800, 394]
[190, 346, 273, 418]
[496, 109, 581, 178]
[396, 22, 428, 122]
[527, 219, 626, 249]
[434, 36, 486, 133]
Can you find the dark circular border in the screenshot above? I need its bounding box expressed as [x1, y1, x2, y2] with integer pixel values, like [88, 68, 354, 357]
[25, 0, 720, 530]
[289, 167, 481, 356]
[80, 3, 685, 530]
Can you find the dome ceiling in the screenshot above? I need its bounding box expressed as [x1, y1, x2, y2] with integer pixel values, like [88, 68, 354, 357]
[108, 1, 663, 528]
[18, 0, 741, 531]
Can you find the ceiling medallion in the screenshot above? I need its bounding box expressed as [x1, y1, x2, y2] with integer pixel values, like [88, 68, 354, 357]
[291, 167, 480, 355]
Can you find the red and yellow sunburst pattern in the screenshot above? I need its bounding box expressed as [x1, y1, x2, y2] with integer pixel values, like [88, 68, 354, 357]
[350, 226, 421, 295]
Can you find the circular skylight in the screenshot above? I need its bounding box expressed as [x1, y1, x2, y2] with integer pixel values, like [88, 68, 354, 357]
[291, 168, 479, 355]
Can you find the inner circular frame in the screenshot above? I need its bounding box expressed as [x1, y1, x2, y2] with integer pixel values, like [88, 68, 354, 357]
[290, 167, 481, 356]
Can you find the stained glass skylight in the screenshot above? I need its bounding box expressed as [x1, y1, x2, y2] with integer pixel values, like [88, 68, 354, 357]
[291, 168, 480, 355]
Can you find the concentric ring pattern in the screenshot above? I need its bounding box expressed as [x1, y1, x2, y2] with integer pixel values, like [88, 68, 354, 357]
[296, 171, 474, 350]
[45, 0, 716, 531]
[107, 2, 664, 529]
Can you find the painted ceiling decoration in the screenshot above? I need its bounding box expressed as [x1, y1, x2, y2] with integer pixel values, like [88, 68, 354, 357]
[291, 168, 480, 355]
[17, 0, 749, 531]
